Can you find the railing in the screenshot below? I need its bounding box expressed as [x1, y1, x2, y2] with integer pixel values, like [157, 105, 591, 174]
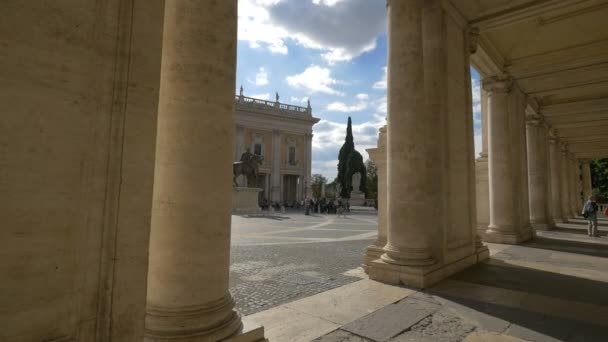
[235, 95, 311, 115]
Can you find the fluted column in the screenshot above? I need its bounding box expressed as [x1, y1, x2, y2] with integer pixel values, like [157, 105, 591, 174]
[559, 145, 572, 219]
[363, 126, 387, 272]
[548, 134, 564, 223]
[145, 1, 243, 341]
[582, 159, 593, 200]
[526, 115, 553, 229]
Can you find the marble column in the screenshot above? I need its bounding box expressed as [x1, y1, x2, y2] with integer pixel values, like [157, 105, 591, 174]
[559, 145, 572, 219]
[570, 156, 581, 215]
[526, 115, 553, 229]
[484, 76, 532, 244]
[548, 134, 564, 223]
[145, 2, 256, 341]
[363, 126, 387, 273]
[581, 159, 593, 200]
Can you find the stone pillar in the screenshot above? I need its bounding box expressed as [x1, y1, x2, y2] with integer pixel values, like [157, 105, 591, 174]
[381, 0, 435, 268]
[526, 115, 553, 230]
[368, 0, 481, 288]
[548, 134, 564, 223]
[145, 2, 260, 341]
[363, 126, 387, 273]
[582, 159, 593, 201]
[271, 129, 281, 203]
[475, 88, 490, 234]
[559, 145, 572, 219]
[570, 156, 581, 215]
[484, 76, 532, 244]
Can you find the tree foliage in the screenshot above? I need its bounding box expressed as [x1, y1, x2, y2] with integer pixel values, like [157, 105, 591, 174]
[310, 174, 327, 199]
[336, 117, 367, 198]
[365, 159, 378, 201]
[591, 158, 608, 201]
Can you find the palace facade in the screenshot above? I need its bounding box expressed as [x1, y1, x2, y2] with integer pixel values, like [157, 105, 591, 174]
[234, 91, 320, 204]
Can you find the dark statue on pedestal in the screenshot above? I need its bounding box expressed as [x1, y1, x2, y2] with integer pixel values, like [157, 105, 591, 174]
[233, 149, 263, 187]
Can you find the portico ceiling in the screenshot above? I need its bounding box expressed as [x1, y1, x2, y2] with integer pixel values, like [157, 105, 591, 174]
[460, 0, 608, 159]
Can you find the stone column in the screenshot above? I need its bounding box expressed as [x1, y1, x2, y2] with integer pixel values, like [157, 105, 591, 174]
[145, 2, 251, 341]
[270, 129, 281, 203]
[560, 145, 572, 219]
[484, 76, 532, 243]
[475, 88, 490, 234]
[548, 134, 564, 223]
[380, 0, 435, 268]
[581, 159, 593, 200]
[363, 126, 387, 273]
[526, 115, 553, 229]
[570, 156, 581, 215]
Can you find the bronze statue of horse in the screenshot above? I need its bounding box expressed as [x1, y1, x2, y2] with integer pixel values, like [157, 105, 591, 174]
[233, 154, 263, 187]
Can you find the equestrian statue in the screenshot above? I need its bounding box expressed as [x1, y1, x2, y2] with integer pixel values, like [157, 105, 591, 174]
[233, 149, 263, 187]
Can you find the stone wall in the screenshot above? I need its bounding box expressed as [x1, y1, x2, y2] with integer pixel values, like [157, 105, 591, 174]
[0, 1, 164, 341]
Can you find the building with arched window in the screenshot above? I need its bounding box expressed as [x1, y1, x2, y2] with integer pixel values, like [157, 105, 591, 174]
[234, 92, 320, 204]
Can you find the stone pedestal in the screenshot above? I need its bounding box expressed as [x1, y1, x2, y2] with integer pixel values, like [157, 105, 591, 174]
[233, 187, 263, 215]
[349, 191, 366, 206]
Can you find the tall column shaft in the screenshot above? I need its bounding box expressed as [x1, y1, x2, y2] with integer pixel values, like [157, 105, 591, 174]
[475, 89, 490, 233]
[484, 76, 532, 244]
[559, 146, 572, 219]
[569, 156, 579, 215]
[145, 1, 242, 341]
[548, 136, 564, 222]
[363, 127, 387, 272]
[305, 133, 313, 198]
[382, 0, 435, 266]
[582, 160, 593, 200]
[526, 116, 553, 229]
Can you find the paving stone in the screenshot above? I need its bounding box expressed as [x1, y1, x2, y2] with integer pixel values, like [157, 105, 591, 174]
[431, 295, 510, 333]
[341, 297, 440, 342]
[313, 329, 374, 342]
[390, 309, 475, 342]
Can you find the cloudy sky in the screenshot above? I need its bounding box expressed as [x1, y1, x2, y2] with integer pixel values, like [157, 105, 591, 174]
[236, 0, 481, 180]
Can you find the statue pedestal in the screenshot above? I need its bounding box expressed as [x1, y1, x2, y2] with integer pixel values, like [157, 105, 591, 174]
[233, 187, 262, 215]
[350, 190, 366, 206]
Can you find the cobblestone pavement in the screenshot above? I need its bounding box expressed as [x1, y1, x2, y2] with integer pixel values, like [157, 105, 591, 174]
[230, 210, 377, 315]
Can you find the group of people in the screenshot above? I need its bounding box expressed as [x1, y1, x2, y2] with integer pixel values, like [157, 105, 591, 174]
[581, 196, 607, 237]
[303, 197, 350, 216]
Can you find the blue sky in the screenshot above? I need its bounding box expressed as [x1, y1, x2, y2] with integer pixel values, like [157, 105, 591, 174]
[237, 0, 481, 180]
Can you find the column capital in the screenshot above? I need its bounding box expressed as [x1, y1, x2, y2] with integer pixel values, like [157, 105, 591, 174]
[579, 158, 592, 164]
[525, 114, 543, 127]
[482, 76, 513, 93]
[467, 26, 480, 54]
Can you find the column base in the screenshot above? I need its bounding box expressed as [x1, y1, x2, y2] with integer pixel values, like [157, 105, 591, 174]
[145, 295, 243, 342]
[483, 228, 533, 244]
[362, 243, 385, 274]
[368, 253, 479, 289]
[476, 244, 490, 263]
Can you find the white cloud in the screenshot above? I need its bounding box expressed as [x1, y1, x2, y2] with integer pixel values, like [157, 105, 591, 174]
[474, 132, 482, 158]
[373, 66, 387, 89]
[255, 67, 269, 86]
[250, 93, 271, 100]
[327, 101, 367, 112]
[286, 65, 344, 95]
[356, 93, 369, 100]
[291, 96, 309, 103]
[238, 0, 387, 63]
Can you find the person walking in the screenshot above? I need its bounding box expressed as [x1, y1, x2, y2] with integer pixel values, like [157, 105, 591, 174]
[582, 195, 600, 237]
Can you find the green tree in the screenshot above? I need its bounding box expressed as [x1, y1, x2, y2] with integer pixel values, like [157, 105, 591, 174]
[336, 117, 367, 198]
[591, 158, 608, 201]
[310, 174, 327, 199]
[365, 159, 378, 201]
